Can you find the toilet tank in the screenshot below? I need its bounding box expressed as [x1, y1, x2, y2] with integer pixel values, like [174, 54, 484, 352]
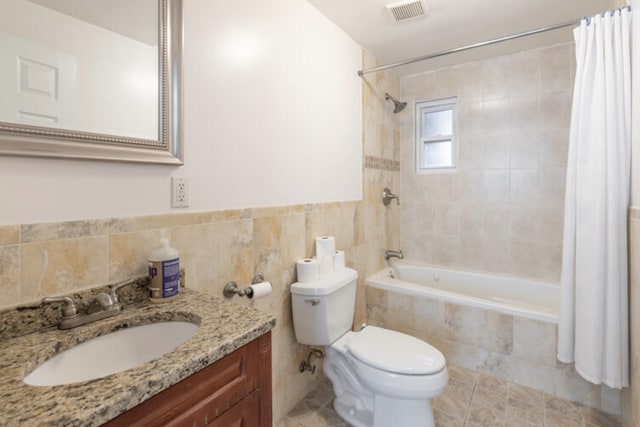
[290, 268, 357, 346]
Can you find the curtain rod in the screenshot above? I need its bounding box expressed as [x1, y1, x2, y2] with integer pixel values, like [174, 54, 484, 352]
[357, 18, 583, 76]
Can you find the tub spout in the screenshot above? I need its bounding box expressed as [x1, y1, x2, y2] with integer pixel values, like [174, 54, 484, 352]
[384, 250, 404, 260]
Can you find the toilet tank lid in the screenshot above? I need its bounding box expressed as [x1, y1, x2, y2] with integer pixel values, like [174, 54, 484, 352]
[290, 268, 358, 296]
[349, 326, 446, 375]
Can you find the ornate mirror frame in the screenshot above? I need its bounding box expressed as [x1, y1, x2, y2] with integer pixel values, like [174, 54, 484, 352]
[0, 0, 183, 165]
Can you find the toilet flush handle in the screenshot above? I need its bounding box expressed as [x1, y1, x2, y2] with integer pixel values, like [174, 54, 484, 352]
[304, 298, 320, 306]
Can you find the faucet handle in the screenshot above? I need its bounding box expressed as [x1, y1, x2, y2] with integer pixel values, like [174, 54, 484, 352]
[42, 296, 78, 319]
[382, 188, 400, 206]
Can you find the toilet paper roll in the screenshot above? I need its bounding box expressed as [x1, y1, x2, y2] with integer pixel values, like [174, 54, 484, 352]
[248, 281, 272, 299]
[296, 258, 320, 283]
[318, 256, 333, 277]
[315, 236, 336, 261]
[333, 250, 346, 271]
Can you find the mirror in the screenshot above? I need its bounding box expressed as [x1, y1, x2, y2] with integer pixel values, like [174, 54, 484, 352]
[0, 0, 183, 164]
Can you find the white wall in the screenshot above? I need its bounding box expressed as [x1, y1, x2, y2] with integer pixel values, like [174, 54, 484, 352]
[0, 0, 363, 225]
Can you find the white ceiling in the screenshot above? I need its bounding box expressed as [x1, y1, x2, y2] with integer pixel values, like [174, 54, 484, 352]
[307, 0, 614, 76]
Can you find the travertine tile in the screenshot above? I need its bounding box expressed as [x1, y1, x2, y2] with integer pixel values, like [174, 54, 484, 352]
[108, 214, 171, 233]
[108, 229, 169, 281]
[537, 243, 563, 283]
[21, 219, 108, 243]
[506, 396, 544, 426]
[476, 374, 508, 396]
[483, 205, 511, 241]
[509, 383, 544, 406]
[447, 364, 480, 387]
[444, 303, 513, 354]
[511, 359, 556, 395]
[399, 43, 571, 283]
[0, 225, 19, 245]
[484, 170, 510, 203]
[0, 245, 20, 307]
[171, 223, 218, 294]
[386, 289, 416, 331]
[434, 203, 460, 237]
[509, 131, 540, 169]
[213, 219, 254, 287]
[473, 387, 507, 412]
[510, 241, 540, 279]
[466, 400, 506, 426]
[434, 382, 474, 420]
[580, 405, 622, 427]
[512, 317, 557, 366]
[21, 236, 109, 300]
[539, 44, 573, 93]
[544, 414, 585, 427]
[511, 205, 539, 243]
[480, 134, 510, 169]
[413, 296, 447, 341]
[629, 213, 640, 427]
[433, 409, 465, 427]
[539, 90, 572, 130]
[282, 362, 622, 427]
[544, 393, 583, 424]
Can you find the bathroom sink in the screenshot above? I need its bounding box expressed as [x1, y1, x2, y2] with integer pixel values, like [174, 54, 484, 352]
[24, 321, 199, 386]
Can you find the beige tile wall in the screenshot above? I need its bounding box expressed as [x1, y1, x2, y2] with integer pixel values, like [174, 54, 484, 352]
[366, 286, 622, 416]
[0, 203, 376, 422]
[358, 49, 402, 324]
[399, 43, 573, 283]
[624, 208, 640, 427]
[0, 49, 401, 424]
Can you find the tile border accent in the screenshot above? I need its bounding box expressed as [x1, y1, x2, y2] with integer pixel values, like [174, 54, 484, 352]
[365, 155, 400, 171]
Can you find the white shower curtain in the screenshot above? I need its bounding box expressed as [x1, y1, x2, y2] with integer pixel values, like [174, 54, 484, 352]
[558, 8, 631, 389]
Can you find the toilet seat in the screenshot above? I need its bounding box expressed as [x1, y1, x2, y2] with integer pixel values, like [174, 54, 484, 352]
[348, 326, 445, 375]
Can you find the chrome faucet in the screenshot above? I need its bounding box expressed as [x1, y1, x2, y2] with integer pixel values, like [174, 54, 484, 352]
[42, 278, 135, 330]
[384, 250, 404, 260]
[382, 188, 399, 206]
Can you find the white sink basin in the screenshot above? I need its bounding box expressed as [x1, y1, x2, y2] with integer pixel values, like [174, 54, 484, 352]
[24, 321, 199, 386]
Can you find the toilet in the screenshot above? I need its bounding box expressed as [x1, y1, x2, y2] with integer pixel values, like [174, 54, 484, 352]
[290, 268, 448, 427]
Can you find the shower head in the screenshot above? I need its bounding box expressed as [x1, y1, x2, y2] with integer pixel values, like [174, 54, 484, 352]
[385, 93, 407, 113]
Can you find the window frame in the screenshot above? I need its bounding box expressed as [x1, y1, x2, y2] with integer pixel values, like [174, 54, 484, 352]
[415, 96, 458, 174]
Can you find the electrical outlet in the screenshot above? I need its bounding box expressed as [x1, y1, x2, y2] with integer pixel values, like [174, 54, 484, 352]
[171, 177, 189, 208]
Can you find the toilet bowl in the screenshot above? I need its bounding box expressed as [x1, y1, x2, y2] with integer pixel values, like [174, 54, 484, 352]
[325, 326, 448, 427]
[291, 268, 448, 427]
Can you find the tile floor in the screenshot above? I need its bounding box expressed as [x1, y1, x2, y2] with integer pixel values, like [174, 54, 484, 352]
[279, 364, 622, 427]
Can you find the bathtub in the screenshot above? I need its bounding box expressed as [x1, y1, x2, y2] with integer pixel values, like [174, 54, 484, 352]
[366, 262, 560, 323]
[364, 263, 622, 416]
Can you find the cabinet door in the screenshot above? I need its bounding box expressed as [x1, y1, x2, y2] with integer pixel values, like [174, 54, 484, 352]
[102, 332, 272, 427]
[211, 391, 259, 427]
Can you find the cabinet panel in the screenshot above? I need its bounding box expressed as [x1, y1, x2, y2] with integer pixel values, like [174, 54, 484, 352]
[103, 331, 271, 427]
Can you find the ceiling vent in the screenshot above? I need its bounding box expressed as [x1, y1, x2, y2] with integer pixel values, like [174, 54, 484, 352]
[385, 0, 427, 23]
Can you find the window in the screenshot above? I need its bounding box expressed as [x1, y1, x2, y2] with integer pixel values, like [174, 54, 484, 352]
[416, 97, 457, 172]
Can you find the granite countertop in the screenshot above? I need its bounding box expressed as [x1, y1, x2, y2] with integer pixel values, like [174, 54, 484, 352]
[0, 287, 276, 426]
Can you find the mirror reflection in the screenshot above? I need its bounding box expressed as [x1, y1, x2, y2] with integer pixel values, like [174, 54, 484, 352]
[0, 0, 158, 140]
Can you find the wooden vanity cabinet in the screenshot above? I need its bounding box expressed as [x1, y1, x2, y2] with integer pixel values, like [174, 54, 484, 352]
[103, 331, 272, 427]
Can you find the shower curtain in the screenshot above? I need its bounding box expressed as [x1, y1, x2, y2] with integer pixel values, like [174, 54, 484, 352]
[558, 7, 631, 389]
